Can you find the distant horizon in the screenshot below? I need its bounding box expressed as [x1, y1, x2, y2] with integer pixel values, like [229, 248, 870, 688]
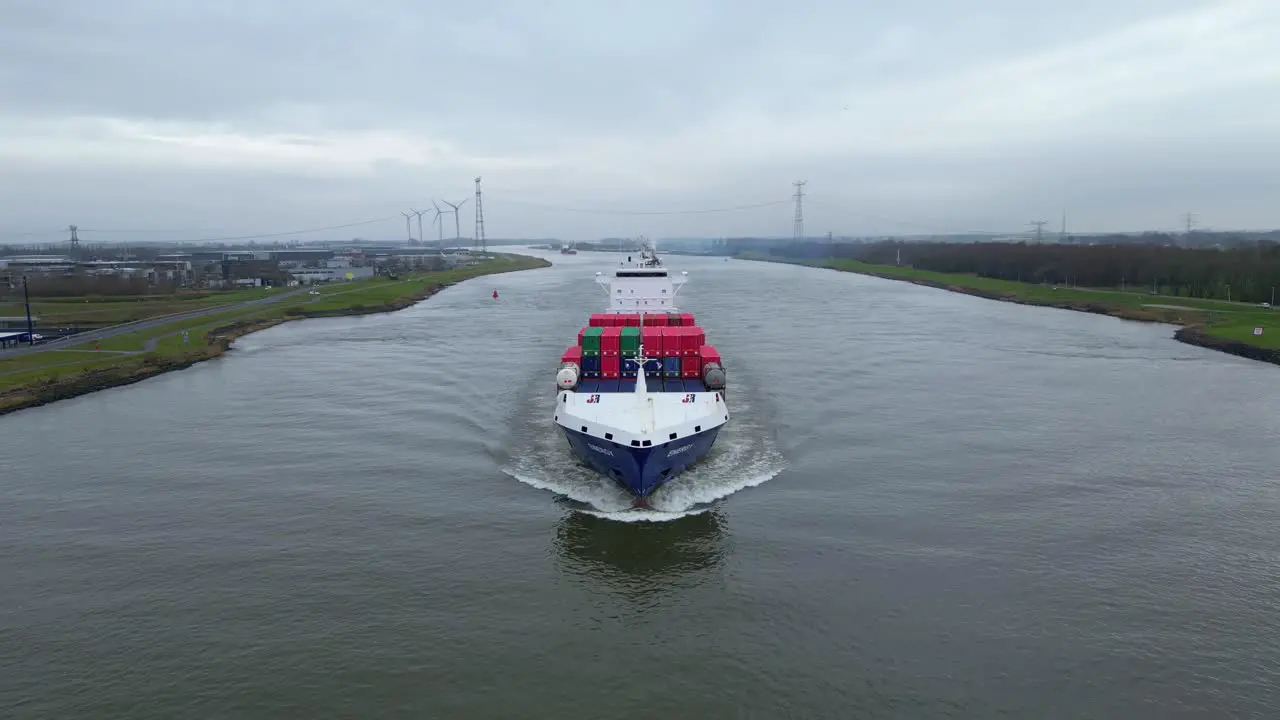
[5, 226, 1280, 255]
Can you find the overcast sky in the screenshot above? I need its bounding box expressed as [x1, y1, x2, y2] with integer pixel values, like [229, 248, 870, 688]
[3, 0, 1279, 244]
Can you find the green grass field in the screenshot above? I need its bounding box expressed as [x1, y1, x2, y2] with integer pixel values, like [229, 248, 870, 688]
[0, 285, 290, 326]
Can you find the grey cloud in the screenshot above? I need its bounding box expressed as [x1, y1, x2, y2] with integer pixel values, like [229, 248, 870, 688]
[1, 0, 1276, 241]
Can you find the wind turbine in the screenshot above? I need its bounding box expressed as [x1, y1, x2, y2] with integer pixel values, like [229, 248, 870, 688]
[410, 208, 426, 247]
[401, 211, 413, 244]
[431, 200, 446, 248]
[442, 198, 469, 244]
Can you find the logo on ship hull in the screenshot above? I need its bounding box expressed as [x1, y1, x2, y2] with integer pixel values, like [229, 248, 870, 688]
[666, 443, 694, 458]
[588, 443, 615, 457]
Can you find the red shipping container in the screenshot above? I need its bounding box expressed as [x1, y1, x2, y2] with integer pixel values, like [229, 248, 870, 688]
[663, 327, 682, 356]
[601, 327, 621, 356]
[562, 346, 582, 363]
[682, 327, 698, 355]
[648, 313, 668, 327]
[602, 355, 620, 378]
[588, 314, 607, 327]
[678, 312, 695, 327]
[698, 345, 721, 364]
[660, 327, 681, 355]
[620, 314, 641, 327]
[681, 355, 702, 378]
[642, 327, 664, 356]
[577, 327, 587, 346]
[684, 327, 706, 355]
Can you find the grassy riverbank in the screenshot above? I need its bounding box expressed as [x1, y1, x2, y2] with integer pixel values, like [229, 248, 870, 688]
[0, 285, 300, 328]
[739, 253, 1280, 366]
[0, 253, 550, 415]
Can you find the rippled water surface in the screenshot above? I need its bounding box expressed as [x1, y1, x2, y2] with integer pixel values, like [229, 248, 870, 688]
[3, 250, 1279, 718]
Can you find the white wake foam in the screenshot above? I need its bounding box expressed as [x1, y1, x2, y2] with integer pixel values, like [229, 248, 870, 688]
[502, 387, 786, 521]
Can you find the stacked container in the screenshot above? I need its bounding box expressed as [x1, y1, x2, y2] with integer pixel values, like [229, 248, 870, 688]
[641, 327, 664, 355]
[570, 316, 719, 389]
[619, 327, 640, 378]
[580, 327, 603, 378]
[601, 327, 621, 356]
[662, 354, 681, 378]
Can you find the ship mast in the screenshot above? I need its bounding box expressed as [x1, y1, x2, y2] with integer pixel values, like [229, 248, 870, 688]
[631, 311, 656, 430]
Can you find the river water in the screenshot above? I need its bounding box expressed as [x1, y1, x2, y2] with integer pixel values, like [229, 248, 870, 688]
[2, 250, 1278, 718]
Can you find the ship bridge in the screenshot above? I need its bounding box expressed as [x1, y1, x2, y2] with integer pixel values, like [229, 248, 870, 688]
[596, 242, 687, 313]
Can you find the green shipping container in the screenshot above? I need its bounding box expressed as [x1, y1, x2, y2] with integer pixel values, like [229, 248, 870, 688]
[619, 327, 640, 353]
[581, 327, 604, 354]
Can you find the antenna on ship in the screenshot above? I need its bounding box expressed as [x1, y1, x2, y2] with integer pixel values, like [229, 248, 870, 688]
[630, 310, 653, 402]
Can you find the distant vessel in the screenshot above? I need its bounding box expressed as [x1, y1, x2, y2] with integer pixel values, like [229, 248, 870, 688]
[560, 243, 578, 255]
[553, 241, 729, 502]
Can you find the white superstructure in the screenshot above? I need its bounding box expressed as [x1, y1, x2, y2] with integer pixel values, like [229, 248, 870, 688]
[593, 241, 688, 314]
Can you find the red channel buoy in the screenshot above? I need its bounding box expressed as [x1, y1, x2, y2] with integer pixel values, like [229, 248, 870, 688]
[492, 289, 499, 299]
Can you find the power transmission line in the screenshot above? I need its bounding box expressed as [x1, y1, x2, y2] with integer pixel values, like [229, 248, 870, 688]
[1030, 220, 1048, 243]
[1182, 212, 1198, 233]
[802, 198, 1018, 235]
[474, 177, 486, 253]
[0, 227, 74, 240]
[485, 193, 788, 216]
[104, 216, 402, 244]
[792, 181, 806, 241]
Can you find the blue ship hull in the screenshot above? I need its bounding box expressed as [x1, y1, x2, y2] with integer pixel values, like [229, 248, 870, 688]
[562, 425, 723, 497]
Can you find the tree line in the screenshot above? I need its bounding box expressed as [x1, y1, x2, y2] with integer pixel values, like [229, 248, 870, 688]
[766, 239, 1280, 304]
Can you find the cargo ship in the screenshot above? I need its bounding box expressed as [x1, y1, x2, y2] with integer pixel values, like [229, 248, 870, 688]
[553, 243, 729, 502]
[560, 243, 578, 255]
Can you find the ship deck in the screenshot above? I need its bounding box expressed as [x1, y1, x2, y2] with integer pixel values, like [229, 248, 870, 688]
[574, 378, 709, 393]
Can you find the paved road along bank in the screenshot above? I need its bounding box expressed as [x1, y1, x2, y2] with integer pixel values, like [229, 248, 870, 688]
[0, 287, 312, 360]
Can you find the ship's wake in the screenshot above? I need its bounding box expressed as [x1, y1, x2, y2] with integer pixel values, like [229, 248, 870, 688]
[501, 389, 785, 521]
